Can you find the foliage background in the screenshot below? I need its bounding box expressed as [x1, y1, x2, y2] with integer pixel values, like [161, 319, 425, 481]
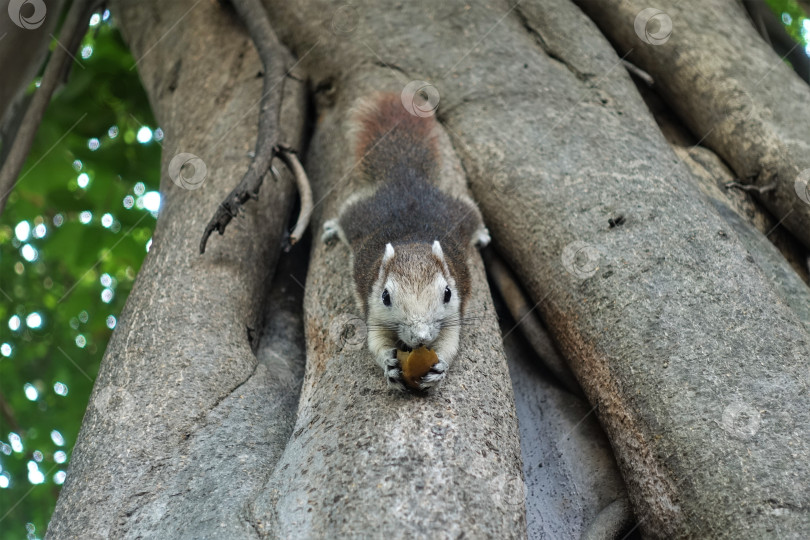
[0, 2, 806, 538]
[0, 12, 159, 538]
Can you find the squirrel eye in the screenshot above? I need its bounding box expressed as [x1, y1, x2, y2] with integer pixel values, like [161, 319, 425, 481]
[382, 289, 391, 306]
[444, 286, 452, 303]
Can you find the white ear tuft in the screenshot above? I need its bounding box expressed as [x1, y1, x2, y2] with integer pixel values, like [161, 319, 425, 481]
[432, 240, 444, 259]
[383, 243, 395, 263]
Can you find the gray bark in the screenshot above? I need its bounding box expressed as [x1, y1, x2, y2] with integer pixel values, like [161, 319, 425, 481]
[672, 145, 810, 330]
[256, 0, 810, 536]
[631, 79, 810, 284]
[501, 307, 629, 539]
[47, 0, 306, 536]
[574, 0, 810, 250]
[49, 1, 526, 537]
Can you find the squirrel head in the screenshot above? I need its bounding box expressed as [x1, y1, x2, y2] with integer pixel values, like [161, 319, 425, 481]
[367, 240, 460, 350]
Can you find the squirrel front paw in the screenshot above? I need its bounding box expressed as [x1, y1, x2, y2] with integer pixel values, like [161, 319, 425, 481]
[381, 348, 408, 392]
[474, 226, 491, 248]
[416, 358, 448, 390]
[322, 219, 341, 244]
[378, 348, 450, 392]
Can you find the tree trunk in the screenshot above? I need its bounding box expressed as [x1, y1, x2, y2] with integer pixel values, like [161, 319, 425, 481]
[575, 0, 810, 250]
[46, 0, 810, 538]
[47, 1, 306, 536]
[502, 309, 630, 538]
[255, 0, 810, 536]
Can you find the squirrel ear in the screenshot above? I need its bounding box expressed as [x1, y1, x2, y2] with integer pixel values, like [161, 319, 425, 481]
[432, 240, 444, 260]
[383, 243, 395, 263]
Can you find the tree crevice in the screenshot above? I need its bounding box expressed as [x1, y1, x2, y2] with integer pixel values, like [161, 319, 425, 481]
[512, 3, 594, 82]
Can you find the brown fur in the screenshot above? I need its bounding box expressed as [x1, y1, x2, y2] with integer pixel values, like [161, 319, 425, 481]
[352, 93, 440, 183]
[339, 93, 479, 314]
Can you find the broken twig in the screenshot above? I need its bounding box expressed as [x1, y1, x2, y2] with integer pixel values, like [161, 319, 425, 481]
[621, 59, 654, 86]
[277, 145, 312, 249]
[200, 0, 312, 253]
[724, 180, 778, 194]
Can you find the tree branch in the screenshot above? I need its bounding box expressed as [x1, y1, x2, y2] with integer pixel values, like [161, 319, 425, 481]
[277, 145, 312, 249]
[483, 249, 584, 398]
[0, 0, 98, 215]
[724, 180, 778, 194]
[199, 0, 311, 254]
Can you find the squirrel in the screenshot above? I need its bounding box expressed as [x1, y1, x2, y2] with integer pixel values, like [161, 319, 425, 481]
[322, 92, 490, 391]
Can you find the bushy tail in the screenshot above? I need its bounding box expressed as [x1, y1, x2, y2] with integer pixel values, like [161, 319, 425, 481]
[350, 92, 440, 185]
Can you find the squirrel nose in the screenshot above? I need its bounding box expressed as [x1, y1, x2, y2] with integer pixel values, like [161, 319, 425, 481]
[413, 325, 432, 345]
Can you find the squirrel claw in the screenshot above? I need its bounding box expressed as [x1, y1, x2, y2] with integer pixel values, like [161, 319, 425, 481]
[322, 218, 340, 244]
[417, 359, 448, 390]
[382, 349, 408, 392]
[474, 227, 491, 248]
[386, 373, 408, 392]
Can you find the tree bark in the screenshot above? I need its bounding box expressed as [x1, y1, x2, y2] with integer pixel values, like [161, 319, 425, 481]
[671, 144, 810, 330]
[47, 0, 306, 536]
[255, 0, 810, 536]
[630, 78, 810, 284]
[501, 307, 630, 538]
[574, 0, 810, 250]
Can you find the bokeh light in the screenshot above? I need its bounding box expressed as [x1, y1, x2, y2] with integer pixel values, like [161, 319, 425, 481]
[21, 244, 38, 262]
[27, 462, 45, 485]
[136, 126, 153, 143]
[143, 191, 161, 212]
[23, 383, 38, 401]
[15, 221, 30, 241]
[50, 431, 64, 446]
[25, 313, 42, 329]
[9, 433, 23, 453]
[54, 471, 67, 485]
[8, 315, 21, 331]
